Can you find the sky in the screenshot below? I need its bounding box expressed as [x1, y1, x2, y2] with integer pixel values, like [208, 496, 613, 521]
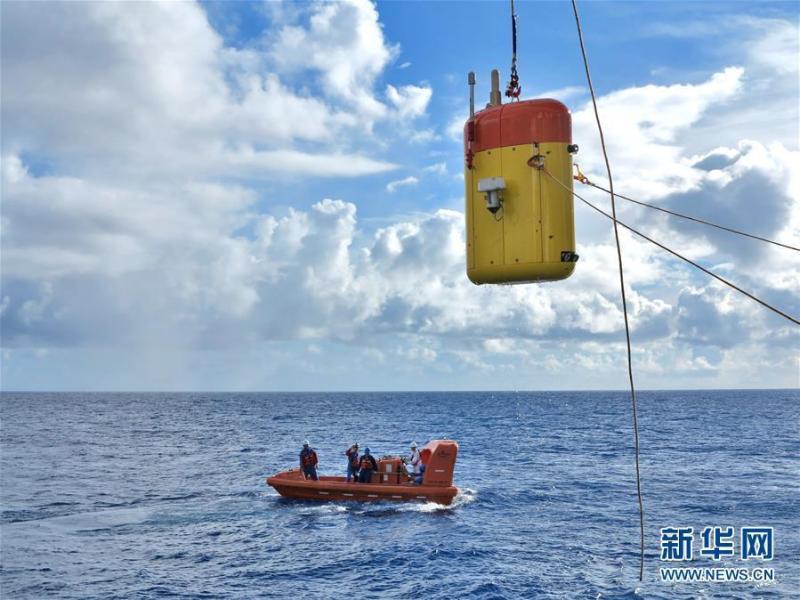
[1, 0, 798, 391]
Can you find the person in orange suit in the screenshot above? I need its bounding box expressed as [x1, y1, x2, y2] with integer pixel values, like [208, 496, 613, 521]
[345, 443, 360, 482]
[299, 440, 318, 481]
[358, 448, 378, 483]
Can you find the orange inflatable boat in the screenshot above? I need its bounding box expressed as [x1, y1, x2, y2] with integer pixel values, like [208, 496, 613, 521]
[267, 440, 459, 506]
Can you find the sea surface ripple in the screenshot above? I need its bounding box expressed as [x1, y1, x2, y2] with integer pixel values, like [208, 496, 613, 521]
[1, 390, 798, 599]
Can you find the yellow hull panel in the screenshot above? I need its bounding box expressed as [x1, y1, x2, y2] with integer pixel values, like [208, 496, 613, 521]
[466, 142, 576, 285]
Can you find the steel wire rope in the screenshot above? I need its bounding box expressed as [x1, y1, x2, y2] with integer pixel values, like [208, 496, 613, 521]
[576, 179, 800, 252]
[546, 169, 800, 326]
[570, 0, 645, 581]
[506, 0, 521, 99]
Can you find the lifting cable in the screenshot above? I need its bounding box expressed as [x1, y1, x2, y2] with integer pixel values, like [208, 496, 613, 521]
[572, 173, 800, 253]
[505, 0, 522, 99]
[547, 170, 800, 326]
[570, 0, 645, 581]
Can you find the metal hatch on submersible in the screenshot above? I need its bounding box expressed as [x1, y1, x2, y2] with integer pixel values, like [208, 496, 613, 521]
[463, 69, 579, 285]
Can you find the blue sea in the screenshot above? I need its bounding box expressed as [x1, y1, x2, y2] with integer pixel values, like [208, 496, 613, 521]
[1, 390, 798, 599]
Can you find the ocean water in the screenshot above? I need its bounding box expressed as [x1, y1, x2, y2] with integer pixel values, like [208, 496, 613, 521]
[1, 390, 798, 599]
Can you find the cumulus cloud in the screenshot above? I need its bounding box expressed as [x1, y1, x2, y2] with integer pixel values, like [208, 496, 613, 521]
[647, 16, 799, 153]
[660, 141, 799, 271]
[573, 67, 745, 199]
[0, 0, 417, 179]
[267, 0, 430, 126]
[386, 83, 432, 119]
[1, 184, 654, 348]
[0, 3, 797, 390]
[2, 147, 797, 388]
[446, 113, 468, 141]
[270, 0, 396, 119]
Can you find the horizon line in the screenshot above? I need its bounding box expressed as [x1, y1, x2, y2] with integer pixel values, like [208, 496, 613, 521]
[1, 387, 797, 394]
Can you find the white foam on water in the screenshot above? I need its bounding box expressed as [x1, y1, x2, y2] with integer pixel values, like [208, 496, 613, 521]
[453, 488, 477, 506]
[398, 487, 477, 513]
[302, 503, 348, 515]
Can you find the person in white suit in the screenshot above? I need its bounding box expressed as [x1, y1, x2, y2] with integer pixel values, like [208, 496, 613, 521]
[407, 442, 422, 475]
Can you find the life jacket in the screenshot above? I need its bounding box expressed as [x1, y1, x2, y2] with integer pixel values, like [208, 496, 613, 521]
[346, 448, 359, 468]
[300, 449, 317, 467]
[359, 455, 376, 471]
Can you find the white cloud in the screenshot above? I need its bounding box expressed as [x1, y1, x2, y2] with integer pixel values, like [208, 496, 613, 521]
[8, 151, 781, 344]
[446, 113, 467, 141]
[386, 83, 432, 119]
[646, 16, 799, 152]
[483, 338, 526, 356]
[408, 129, 440, 144]
[535, 85, 586, 102]
[397, 344, 437, 363]
[398, 61, 412, 70]
[423, 162, 447, 175]
[573, 66, 745, 200]
[0, 0, 412, 180]
[270, 0, 397, 120]
[3, 143, 797, 387]
[386, 176, 419, 193]
[1, 4, 797, 390]
[223, 148, 396, 177]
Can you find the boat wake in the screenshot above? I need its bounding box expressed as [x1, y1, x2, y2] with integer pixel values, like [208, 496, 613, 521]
[398, 487, 478, 513]
[283, 488, 477, 518]
[300, 504, 349, 515]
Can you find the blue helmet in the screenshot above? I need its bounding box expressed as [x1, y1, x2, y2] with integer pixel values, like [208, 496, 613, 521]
[364, 447, 371, 454]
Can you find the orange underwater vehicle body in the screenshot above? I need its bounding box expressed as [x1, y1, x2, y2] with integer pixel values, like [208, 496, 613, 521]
[267, 440, 459, 506]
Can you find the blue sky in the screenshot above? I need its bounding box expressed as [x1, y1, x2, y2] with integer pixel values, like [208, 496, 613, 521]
[1, 1, 798, 391]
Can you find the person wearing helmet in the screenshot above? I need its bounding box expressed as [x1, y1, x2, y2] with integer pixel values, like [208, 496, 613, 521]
[344, 442, 360, 483]
[358, 447, 378, 483]
[299, 440, 319, 481]
[407, 442, 422, 476]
